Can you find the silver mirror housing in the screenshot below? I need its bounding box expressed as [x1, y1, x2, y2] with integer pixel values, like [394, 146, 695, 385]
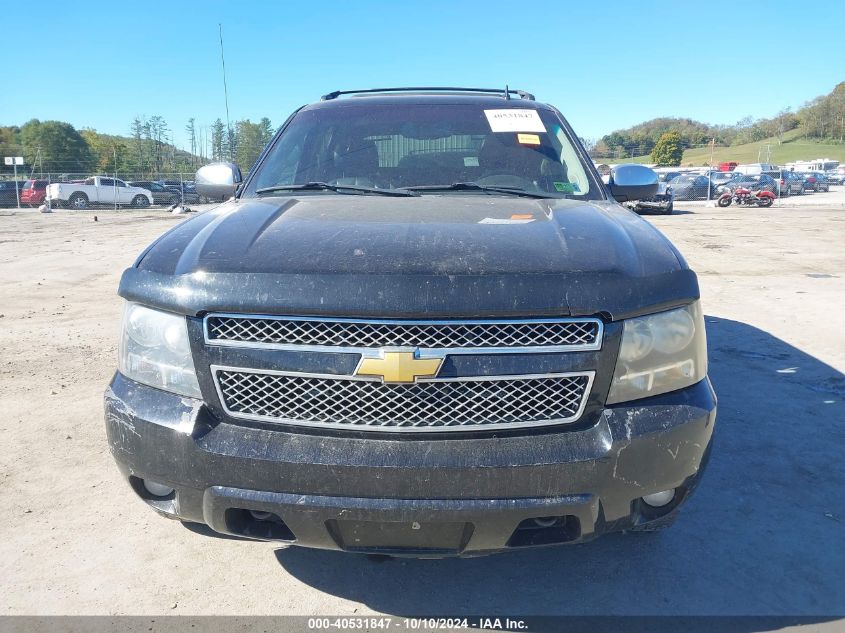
[608, 164, 659, 202]
[195, 162, 243, 199]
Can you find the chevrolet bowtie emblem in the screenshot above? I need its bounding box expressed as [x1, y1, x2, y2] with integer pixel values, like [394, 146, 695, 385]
[355, 350, 443, 383]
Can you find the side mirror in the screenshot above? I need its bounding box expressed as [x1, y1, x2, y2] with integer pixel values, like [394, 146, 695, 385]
[195, 162, 243, 199]
[607, 164, 658, 202]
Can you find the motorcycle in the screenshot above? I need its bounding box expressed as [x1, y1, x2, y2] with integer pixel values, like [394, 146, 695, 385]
[717, 186, 775, 208]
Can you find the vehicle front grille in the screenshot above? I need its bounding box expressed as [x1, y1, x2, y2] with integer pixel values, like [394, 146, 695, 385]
[214, 369, 593, 432]
[205, 315, 601, 351]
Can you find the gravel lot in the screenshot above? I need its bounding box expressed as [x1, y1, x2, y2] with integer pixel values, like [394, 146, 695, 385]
[0, 194, 843, 624]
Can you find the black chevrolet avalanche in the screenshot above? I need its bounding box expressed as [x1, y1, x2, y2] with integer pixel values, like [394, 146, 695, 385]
[105, 88, 716, 556]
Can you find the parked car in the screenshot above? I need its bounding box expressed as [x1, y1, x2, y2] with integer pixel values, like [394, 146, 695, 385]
[807, 172, 830, 192]
[0, 180, 24, 206]
[128, 181, 182, 205]
[669, 174, 718, 200]
[156, 180, 201, 204]
[824, 170, 843, 185]
[801, 173, 818, 192]
[105, 86, 716, 555]
[20, 179, 49, 206]
[779, 171, 806, 196]
[656, 170, 683, 183]
[159, 179, 188, 188]
[46, 176, 154, 209]
[707, 171, 741, 188]
[719, 174, 778, 195]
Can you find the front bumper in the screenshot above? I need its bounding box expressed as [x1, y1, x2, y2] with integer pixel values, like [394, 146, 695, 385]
[105, 373, 716, 556]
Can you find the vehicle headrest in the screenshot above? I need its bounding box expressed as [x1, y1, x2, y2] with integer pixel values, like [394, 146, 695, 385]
[334, 139, 380, 176]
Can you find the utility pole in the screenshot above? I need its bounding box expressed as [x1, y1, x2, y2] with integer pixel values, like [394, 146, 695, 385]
[29, 148, 42, 179]
[707, 138, 715, 202]
[114, 146, 118, 211]
[13, 160, 20, 208]
[219, 24, 233, 162]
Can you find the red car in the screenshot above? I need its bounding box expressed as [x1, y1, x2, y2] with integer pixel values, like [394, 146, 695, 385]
[20, 179, 48, 206]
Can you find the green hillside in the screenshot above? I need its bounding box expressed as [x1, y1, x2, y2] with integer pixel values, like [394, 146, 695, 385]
[681, 131, 845, 167]
[596, 129, 845, 167]
[592, 82, 845, 167]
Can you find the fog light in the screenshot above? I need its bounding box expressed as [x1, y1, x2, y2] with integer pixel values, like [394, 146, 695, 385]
[642, 489, 675, 507]
[143, 479, 174, 497]
[249, 510, 273, 521]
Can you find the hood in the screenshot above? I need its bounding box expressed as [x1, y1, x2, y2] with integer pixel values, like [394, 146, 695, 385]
[120, 195, 698, 320]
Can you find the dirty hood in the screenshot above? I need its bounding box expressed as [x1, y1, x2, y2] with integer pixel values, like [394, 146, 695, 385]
[119, 195, 698, 320]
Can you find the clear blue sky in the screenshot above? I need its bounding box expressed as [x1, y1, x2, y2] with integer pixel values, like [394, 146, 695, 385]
[2, 0, 843, 152]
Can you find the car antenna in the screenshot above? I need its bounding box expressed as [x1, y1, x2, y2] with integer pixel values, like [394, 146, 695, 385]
[504, 84, 510, 100]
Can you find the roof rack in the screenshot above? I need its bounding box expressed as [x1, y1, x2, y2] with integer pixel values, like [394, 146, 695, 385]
[320, 86, 536, 101]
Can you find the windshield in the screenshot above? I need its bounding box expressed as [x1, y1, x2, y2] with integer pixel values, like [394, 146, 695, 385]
[243, 103, 601, 200]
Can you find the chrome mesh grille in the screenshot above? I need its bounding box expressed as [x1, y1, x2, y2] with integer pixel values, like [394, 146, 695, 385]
[215, 370, 592, 431]
[206, 316, 600, 350]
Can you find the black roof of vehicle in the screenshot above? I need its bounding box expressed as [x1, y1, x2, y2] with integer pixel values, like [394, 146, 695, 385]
[320, 86, 536, 101]
[307, 90, 551, 112]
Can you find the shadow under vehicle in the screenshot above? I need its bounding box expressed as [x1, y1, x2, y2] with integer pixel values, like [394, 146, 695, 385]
[271, 317, 844, 623]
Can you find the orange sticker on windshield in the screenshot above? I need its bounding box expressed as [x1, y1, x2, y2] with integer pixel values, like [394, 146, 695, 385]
[517, 133, 541, 145]
[511, 214, 533, 220]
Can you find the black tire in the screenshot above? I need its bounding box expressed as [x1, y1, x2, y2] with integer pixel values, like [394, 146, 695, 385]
[661, 202, 674, 215]
[758, 196, 774, 208]
[67, 192, 88, 210]
[132, 195, 150, 209]
[717, 195, 732, 207]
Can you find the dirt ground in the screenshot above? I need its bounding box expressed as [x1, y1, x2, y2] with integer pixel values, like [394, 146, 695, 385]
[0, 198, 843, 624]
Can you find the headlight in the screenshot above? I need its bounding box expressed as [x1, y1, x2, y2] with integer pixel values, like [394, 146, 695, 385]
[118, 302, 201, 398]
[607, 301, 707, 404]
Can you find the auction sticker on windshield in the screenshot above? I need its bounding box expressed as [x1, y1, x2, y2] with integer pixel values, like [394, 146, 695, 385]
[484, 109, 546, 132]
[517, 133, 541, 145]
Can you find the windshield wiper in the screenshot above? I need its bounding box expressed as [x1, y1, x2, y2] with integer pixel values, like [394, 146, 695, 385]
[256, 182, 418, 197]
[405, 182, 559, 199]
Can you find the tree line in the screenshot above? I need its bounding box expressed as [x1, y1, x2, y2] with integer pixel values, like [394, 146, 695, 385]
[589, 81, 845, 162]
[0, 115, 276, 177]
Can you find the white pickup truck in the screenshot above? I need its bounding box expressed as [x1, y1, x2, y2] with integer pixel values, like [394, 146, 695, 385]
[46, 176, 153, 209]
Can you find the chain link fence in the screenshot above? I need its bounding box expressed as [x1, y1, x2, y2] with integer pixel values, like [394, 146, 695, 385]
[0, 171, 223, 209]
[2, 158, 841, 212]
